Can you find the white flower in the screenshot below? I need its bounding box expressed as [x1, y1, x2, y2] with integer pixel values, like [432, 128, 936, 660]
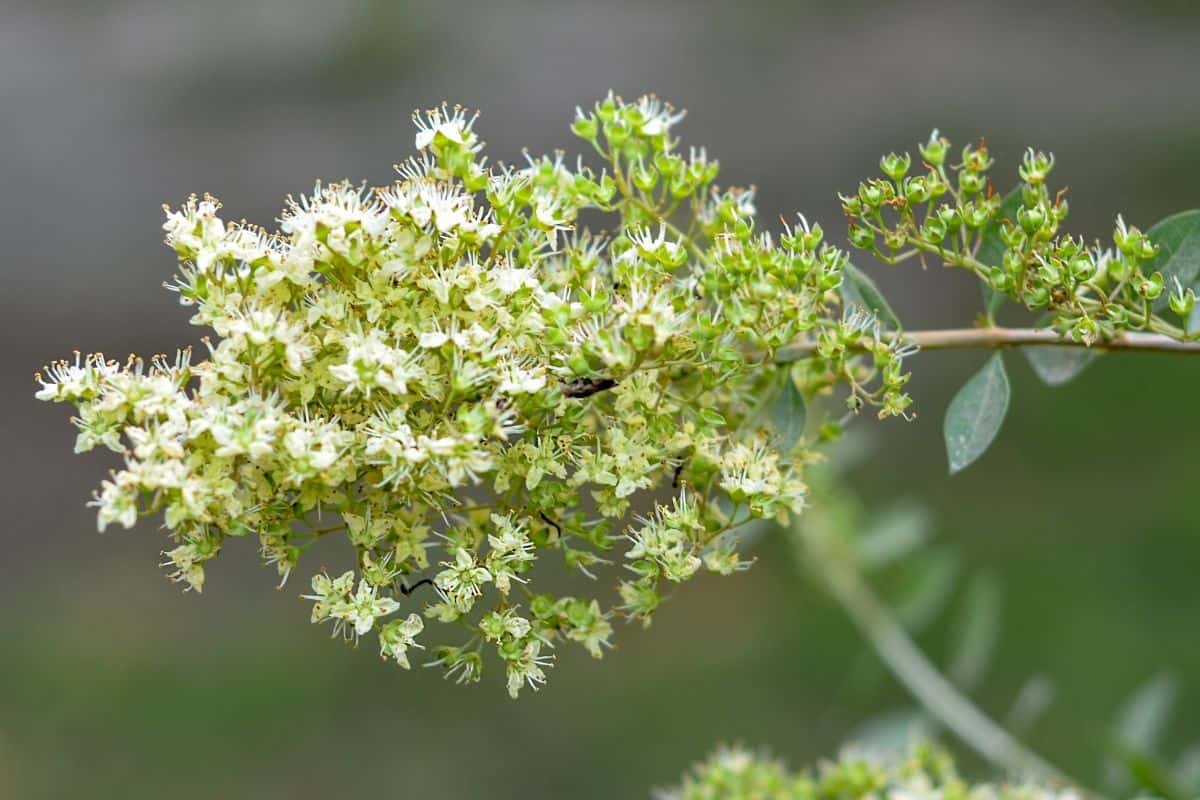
[634, 95, 685, 137]
[90, 473, 140, 532]
[333, 579, 400, 638]
[378, 613, 424, 668]
[304, 570, 355, 624]
[412, 104, 479, 152]
[435, 548, 492, 613]
[505, 640, 552, 699]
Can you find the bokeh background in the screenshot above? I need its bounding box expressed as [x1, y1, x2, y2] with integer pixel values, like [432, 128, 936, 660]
[3, 1, 1200, 797]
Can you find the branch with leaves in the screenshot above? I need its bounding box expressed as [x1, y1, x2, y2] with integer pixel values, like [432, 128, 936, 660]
[32, 91, 1200, 795]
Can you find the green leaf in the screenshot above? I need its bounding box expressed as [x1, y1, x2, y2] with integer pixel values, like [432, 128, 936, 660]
[856, 502, 932, 571]
[768, 368, 807, 453]
[945, 572, 1001, 691]
[1005, 674, 1056, 735]
[848, 708, 934, 757]
[1023, 346, 1097, 387]
[893, 549, 960, 633]
[1113, 673, 1179, 756]
[943, 354, 1010, 474]
[1104, 674, 1180, 796]
[977, 188, 1023, 318]
[1145, 210, 1200, 309]
[1174, 743, 1200, 795]
[842, 262, 901, 329]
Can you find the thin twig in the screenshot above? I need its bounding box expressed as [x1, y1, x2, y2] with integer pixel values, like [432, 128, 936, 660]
[778, 327, 1200, 362]
[818, 562, 1105, 798]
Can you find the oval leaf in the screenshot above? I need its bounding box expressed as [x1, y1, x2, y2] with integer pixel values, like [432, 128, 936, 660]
[977, 188, 1023, 318]
[1005, 674, 1056, 735]
[1023, 345, 1097, 387]
[943, 353, 1010, 474]
[1113, 673, 1179, 755]
[769, 369, 807, 454]
[856, 502, 932, 571]
[848, 708, 934, 758]
[946, 572, 1002, 691]
[1145, 210, 1200, 309]
[893, 549, 960, 633]
[842, 262, 901, 329]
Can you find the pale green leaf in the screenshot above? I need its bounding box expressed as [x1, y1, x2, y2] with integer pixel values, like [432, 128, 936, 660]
[1005, 674, 1056, 735]
[943, 354, 1010, 474]
[1023, 346, 1098, 387]
[857, 502, 932, 571]
[1174, 743, 1200, 795]
[945, 572, 1002, 691]
[893, 550, 960, 633]
[768, 369, 806, 454]
[1112, 673, 1179, 755]
[842, 262, 901, 329]
[848, 708, 934, 757]
[977, 188, 1023, 318]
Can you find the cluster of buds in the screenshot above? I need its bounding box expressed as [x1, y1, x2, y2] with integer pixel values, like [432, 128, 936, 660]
[843, 133, 1178, 344]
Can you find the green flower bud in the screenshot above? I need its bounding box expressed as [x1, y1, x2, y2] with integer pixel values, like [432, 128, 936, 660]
[654, 153, 682, 179]
[1169, 278, 1197, 318]
[860, 182, 885, 210]
[848, 223, 875, 249]
[988, 267, 1011, 292]
[1071, 315, 1098, 343]
[1025, 285, 1051, 307]
[883, 229, 908, 252]
[880, 152, 912, 181]
[922, 219, 947, 245]
[903, 176, 931, 204]
[961, 142, 993, 173]
[571, 112, 599, 142]
[963, 203, 992, 229]
[1018, 148, 1055, 185]
[936, 205, 962, 229]
[632, 161, 658, 193]
[1067, 254, 1094, 282]
[958, 170, 985, 195]
[919, 130, 949, 167]
[1137, 272, 1164, 300]
[1017, 206, 1046, 235]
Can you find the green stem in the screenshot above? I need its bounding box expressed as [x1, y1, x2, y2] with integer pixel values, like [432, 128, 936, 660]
[817, 559, 1102, 795]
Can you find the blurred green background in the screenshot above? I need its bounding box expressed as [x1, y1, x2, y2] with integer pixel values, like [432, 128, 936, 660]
[4, 1, 1200, 797]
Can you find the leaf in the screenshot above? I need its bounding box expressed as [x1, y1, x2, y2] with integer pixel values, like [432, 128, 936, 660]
[1023, 346, 1097, 387]
[1112, 673, 1179, 756]
[945, 572, 1002, 691]
[1104, 674, 1181, 795]
[768, 368, 806, 453]
[1005, 674, 1056, 735]
[856, 502, 933, 571]
[943, 354, 1011, 474]
[1174, 743, 1200, 795]
[842, 262, 901, 329]
[847, 708, 934, 757]
[1145, 210, 1200, 309]
[977, 188, 1023, 318]
[892, 549, 960, 633]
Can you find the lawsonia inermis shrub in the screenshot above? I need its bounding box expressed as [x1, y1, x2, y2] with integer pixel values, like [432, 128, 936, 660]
[35, 93, 1197, 697]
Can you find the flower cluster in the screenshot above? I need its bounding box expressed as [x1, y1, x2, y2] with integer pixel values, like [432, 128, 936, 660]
[37, 94, 912, 696]
[843, 132, 1180, 343]
[659, 743, 1083, 800]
